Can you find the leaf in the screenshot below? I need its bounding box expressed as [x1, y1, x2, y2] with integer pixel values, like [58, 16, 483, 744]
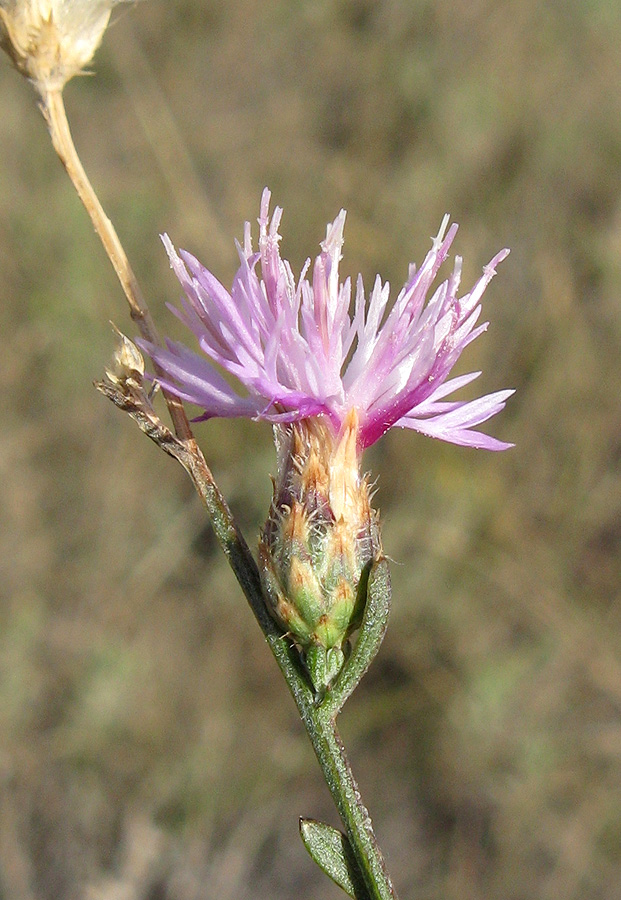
[299, 818, 370, 900]
[325, 556, 392, 714]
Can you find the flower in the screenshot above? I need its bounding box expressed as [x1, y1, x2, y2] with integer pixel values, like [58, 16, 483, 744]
[0, 0, 132, 92]
[144, 191, 513, 691]
[146, 188, 513, 452]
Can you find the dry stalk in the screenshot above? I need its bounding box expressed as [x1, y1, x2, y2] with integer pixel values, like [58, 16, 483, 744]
[40, 85, 192, 443]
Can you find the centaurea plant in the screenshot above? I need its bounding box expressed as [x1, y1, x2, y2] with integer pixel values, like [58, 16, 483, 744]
[3, 5, 513, 899]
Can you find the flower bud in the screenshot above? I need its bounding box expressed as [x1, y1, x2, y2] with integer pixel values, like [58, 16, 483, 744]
[0, 0, 127, 92]
[259, 410, 381, 693]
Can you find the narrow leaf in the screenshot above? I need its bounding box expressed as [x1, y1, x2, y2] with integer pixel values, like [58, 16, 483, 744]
[299, 818, 370, 900]
[325, 556, 392, 714]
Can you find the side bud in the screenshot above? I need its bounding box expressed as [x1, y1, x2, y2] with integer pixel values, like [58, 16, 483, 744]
[259, 410, 381, 694]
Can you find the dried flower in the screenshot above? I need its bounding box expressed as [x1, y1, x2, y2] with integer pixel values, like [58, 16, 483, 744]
[0, 0, 131, 92]
[143, 190, 513, 690]
[104, 324, 145, 390]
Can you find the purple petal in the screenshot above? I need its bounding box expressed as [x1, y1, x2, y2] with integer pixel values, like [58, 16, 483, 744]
[146, 192, 513, 452]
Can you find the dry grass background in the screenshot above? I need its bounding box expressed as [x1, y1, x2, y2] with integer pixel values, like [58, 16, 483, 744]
[1, 0, 620, 898]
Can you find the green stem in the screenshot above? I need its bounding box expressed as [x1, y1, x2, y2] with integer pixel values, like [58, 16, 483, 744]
[263, 628, 396, 899]
[168, 442, 396, 898]
[206, 530, 396, 900]
[303, 706, 397, 900]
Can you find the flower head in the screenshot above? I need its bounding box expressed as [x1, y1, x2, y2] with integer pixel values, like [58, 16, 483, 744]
[144, 191, 513, 691]
[0, 0, 132, 92]
[146, 189, 513, 453]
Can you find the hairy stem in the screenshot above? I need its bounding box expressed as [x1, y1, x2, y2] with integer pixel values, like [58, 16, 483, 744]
[300, 703, 397, 900]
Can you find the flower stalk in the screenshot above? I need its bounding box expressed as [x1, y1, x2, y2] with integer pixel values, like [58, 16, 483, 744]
[39, 86, 193, 444]
[0, 0, 191, 440]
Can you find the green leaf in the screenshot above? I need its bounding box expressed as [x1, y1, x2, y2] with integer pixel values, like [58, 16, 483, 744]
[299, 818, 370, 900]
[324, 557, 392, 714]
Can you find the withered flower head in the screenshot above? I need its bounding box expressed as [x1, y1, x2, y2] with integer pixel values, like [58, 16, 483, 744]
[0, 0, 131, 92]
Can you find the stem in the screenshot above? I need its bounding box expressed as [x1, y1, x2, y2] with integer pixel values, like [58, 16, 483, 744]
[40, 86, 192, 443]
[185, 467, 397, 900]
[302, 707, 397, 900]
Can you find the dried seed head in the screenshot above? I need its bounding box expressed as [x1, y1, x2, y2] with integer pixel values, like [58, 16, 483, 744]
[104, 324, 145, 393]
[0, 0, 129, 92]
[260, 410, 382, 693]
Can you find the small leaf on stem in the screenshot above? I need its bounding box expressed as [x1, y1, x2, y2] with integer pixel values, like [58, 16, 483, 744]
[300, 818, 371, 900]
[323, 556, 392, 714]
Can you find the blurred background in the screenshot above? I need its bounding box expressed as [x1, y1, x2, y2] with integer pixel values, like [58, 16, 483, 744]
[1, 1, 620, 898]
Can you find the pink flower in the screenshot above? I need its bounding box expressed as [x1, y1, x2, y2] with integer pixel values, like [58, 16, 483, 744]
[144, 189, 513, 451]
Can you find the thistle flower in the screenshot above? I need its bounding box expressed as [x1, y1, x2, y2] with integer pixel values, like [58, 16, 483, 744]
[147, 189, 512, 452]
[144, 190, 513, 691]
[0, 0, 132, 92]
